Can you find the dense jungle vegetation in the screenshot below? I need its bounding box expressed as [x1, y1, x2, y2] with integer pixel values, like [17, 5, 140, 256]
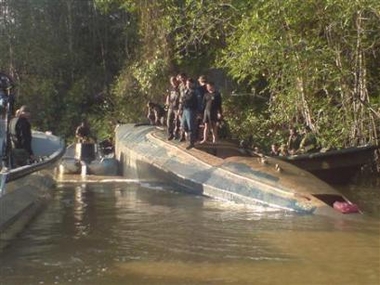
[0, 0, 379, 157]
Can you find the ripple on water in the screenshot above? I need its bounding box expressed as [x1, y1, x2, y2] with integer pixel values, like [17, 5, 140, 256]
[0, 181, 378, 285]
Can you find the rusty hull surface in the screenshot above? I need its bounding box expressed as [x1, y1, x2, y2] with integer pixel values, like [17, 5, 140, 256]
[115, 124, 361, 217]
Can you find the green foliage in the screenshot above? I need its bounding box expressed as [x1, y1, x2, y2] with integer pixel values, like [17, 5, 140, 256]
[218, 0, 380, 148]
[0, 0, 129, 141]
[0, 0, 379, 154]
[16, 76, 58, 132]
[131, 53, 169, 98]
[110, 68, 147, 123]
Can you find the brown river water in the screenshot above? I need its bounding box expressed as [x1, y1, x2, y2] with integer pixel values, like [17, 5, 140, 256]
[0, 177, 379, 285]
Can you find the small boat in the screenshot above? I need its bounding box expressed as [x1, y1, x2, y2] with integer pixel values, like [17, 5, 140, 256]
[2, 131, 66, 183]
[0, 130, 65, 243]
[0, 72, 66, 242]
[58, 142, 119, 176]
[115, 124, 361, 217]
[275, 145, 378, 184]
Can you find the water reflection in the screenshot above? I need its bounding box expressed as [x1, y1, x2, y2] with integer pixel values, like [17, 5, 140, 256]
[0, 181, 378, 285]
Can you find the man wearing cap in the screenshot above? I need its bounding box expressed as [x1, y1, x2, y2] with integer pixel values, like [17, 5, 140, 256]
[9, 105, 34, 166]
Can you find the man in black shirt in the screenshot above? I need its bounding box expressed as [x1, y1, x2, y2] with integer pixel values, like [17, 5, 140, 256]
[200, 82, 222, 144]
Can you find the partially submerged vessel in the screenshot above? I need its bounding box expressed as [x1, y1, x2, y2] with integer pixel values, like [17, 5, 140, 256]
[58, 142, 119, 176]
[115, 124, 361, 217]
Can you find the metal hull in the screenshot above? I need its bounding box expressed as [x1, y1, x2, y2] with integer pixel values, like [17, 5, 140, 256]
[115, 124, 361, 217]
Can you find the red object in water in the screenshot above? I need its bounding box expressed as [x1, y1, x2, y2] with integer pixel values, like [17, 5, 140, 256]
[333, 201, 360, 214]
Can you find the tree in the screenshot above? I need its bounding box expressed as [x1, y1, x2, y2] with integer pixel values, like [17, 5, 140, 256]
[219, 0, 380, 148]
[0, 0, 128, 139]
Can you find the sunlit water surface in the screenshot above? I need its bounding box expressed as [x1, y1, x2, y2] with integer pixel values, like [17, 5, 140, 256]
[0, 180, 379, 285]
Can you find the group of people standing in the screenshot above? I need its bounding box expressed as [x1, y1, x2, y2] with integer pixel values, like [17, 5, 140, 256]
[148, 73, 223, 149]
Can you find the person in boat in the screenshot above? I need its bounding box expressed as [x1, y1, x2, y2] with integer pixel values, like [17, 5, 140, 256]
[75, 120, 92, 143]
[200, 81, 223, 144]
[9, 105, 34, 166]
[146, 101, 165, 126]
[165, 76, 180, 140]
[178, 78, 198, 149]
[297, 125, 318, 153]
[287, 127, 301, 155]
[99, 136, 114, 155]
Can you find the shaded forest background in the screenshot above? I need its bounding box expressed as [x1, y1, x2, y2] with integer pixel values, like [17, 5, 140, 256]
[0, 0, 379, 154]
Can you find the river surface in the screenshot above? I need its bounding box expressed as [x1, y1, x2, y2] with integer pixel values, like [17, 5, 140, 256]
[0, 179, 379, 285]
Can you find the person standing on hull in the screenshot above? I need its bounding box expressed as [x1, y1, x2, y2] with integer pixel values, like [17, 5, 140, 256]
[195, 75, 207, 140]
[179, 78, 198, 149]
[176, 72, 187, 140]
[177, 73, 188, 97]
[165, 76, 180, 140]
[200, 82, 223, 144]
[9, 105, 34, 166]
